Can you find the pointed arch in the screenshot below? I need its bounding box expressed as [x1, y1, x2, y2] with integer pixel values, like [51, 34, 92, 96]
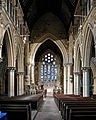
[1, 23, 14, 67]
[83, 24, 95, 66]
[16, 42, 23, 72]
[30, 33, 68, 65]
[74, 39, 82, 72]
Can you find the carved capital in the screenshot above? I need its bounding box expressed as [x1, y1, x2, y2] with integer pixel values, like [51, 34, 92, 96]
[7, 66, 16, 71]
[26, 62, 30, 66]
[0, 44, 3, 48]
[81, 66, 91, 71]
[0, 57, 3, 62]
[74, 71, 81, 75]
[64, 63, 73, 66]
[17, 71, 24, 75]
[94, 41, 96, 46]
[31, 63, 35, 67]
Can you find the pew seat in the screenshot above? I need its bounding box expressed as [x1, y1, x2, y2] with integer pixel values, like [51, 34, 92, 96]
[0, 94, 43, 120]
[54, 94, 96, 120]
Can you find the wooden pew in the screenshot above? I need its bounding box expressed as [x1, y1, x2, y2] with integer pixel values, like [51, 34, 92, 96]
[54, 94, 96, 120]
[68, 106, 96, 120]
[0, 94, 43, 120]
[0, 100, 31, 120]
[60, 98, 96, 119]
[10, 94, 43, 110]
[64, 103, 96, 120]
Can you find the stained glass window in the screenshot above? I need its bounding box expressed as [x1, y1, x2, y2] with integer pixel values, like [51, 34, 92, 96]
[40, 53, 57, 83]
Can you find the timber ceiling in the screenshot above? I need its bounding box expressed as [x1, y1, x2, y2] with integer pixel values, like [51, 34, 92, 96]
[20, 0, 78, 33]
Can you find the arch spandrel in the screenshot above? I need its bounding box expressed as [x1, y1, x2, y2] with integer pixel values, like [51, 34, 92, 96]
[31, 12, 67, 43]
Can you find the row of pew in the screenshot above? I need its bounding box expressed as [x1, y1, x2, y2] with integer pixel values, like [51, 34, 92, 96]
[54, 94, 96, 120]
[0, 94, 43, 120]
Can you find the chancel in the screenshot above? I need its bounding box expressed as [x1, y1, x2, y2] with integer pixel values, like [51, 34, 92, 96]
[0, 0, 96, 120]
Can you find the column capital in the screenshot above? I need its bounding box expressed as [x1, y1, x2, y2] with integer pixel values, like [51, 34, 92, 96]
[64, 63, 73, 66]
[94, 42, 96, 46]
[7, 66, 16, 71]
[74, 71, 81, 75]
[30, 63, 35, 67]
[17, 71, 24, 75]
[0, 44, 3, 47]
[93, 76, 96, 79]
[26, 62, 30, 66]
[81, 66, 91, 71]
[0, 57, 3, 62]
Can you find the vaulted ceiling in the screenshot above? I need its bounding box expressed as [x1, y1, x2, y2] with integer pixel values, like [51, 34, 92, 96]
[20, 0, 78, 33]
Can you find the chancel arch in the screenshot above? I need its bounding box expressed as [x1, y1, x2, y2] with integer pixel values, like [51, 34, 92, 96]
[34, 40, 63, 96]
[30, 33, 68, 66]
[29, 32, 68, 95]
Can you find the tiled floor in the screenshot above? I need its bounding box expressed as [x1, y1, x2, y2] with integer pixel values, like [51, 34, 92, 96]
[34, 97, 62, 120]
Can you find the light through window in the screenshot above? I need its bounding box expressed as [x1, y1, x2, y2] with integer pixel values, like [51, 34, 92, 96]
[41, 53, 57, 83]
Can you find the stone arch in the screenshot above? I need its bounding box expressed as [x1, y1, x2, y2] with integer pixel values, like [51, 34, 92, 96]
[30, 33, 68, 65]
[75, 40, 82, 72]
[82, 23, 95, 96]
[29, 33, 68, 95]
[14, 42, 24, 96]
[0, 24, 15, 96]
[83, 23, 95, 66]
[1, 24, 14, 67]
[16, 43, 23, 72]
[74, 39, 83, 95]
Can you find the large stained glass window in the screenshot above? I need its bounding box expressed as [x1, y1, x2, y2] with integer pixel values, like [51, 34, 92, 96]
[40, 53, 57, 83]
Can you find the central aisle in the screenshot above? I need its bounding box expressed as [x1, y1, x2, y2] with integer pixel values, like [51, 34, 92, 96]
[34, 97, 62, 120]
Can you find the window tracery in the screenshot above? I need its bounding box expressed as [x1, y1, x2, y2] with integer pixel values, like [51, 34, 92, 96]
[40, 53, 57, 83]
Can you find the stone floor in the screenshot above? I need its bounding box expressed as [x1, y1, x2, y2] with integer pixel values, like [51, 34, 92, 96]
[34, 97, 62, 120]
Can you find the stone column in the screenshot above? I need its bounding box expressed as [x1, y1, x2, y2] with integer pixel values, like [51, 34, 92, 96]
[30, 65, 32, 84]
[82, 67, 90, 97]
[21, 72, 24, 94]
[8, 66, 15, 97]
[9, 0, 11, 16]
[17, 72, 24, 95]
[64, 64, 67, 94]
[31, 64, 35, 84]
[67, 63, 73, 94]
[0, 44, 2, 61]
[74, 72, 81, 95]
[93, 77, 96, 95]
[25, 63, 30, 85]
[94, 42, 96, 57]
[94, 0, 96, 57]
